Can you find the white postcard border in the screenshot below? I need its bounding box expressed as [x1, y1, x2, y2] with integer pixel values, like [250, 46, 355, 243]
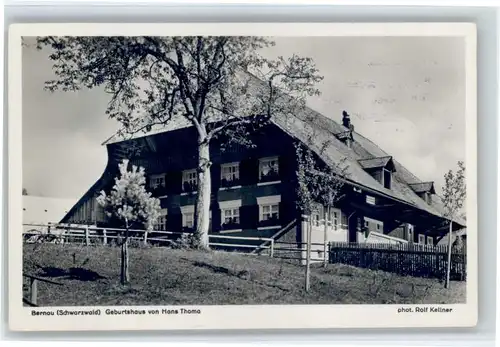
[8, 22, 478, 331]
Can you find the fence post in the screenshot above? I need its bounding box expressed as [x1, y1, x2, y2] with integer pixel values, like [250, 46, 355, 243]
[85, 226, 90, 246]
[462, 242, 467, 281]
[305, 216, 312, 293]
[103, 229, 107, 245]
[30, 278, 37, 306]
[328, 242, 332, 264]
[444, 221, 453, 289]
[323, 206, 329, 268]
[270, 239, 274, 258]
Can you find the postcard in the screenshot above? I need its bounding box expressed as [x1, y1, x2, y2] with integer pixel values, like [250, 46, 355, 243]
[8, 22, 477, 331]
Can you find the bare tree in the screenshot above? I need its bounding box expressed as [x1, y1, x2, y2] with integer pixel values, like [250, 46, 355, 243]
[442, 161, 466, 289]
[36, 36, 323, 249]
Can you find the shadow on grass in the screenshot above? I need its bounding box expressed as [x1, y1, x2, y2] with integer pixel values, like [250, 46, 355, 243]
[37, 265, 107, 282]
[191, 260, 291, 292]
[192, 261, 232, 275]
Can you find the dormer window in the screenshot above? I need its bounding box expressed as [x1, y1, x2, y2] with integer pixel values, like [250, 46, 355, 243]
[383, 168, 392, 189]
[408, 182, 436, 204]
[358, 156, 396, 190]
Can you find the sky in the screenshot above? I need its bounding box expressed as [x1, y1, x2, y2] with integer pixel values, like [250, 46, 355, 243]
[22, 36, 465, 199]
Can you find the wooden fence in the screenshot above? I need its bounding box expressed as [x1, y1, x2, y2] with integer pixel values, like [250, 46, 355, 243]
[329, 242, 467, 281]
[22, 273, 63, 306]
[22, 223, 275, 256]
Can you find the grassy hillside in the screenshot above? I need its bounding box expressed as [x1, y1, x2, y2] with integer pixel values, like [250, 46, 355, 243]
[23, 244, 466, 306]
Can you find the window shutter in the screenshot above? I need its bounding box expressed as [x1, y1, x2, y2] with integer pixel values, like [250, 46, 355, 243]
[170, 171, 183, 194]
[240, 158, 258, 185]
[212, 207, 221, 232]
[240, 204, 259, 229]
[278, 202, 285, 225]
[277, 156, 284, 181]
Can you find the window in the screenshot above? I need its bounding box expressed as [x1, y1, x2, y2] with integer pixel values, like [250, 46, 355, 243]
[257, 195, 281, 226]
[426, 236, 433, 246]
[220, 162, 240, 187]
[418, 234, 425, 245]
[96, 203, 106, 222]
[422, 192, 432, 204]
[262, 204, 279, 221]
[150, 174, 166, 189]
[184, 213, 194, 228]
[365, 221, 369, 227]
[182, 169, 197, 192]
[153, 209, 168, 231]
[376, 224, 381, 230]
[220, 200, 242, 230]
[223, 208, 240, 224]
[407, 224, 414, 242]
[341, 213, 348, 228]
[329, 209, 340, 230]
[181, 205, 195, 229]
[154, 216, 166, 231]
[383, 169, 392, 189]
[312, 211, 321, 227]
[259, 157, 279, 182]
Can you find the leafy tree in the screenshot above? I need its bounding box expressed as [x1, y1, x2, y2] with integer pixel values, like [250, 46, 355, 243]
[441, 160, 466, 289]
[36, 36, 323, 249]
[315, 157, 348, 268]
[97, 159, 161, 284]
[295, 134, 348, 291]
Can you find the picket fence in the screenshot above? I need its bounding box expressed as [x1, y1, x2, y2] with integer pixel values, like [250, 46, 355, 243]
[328, 242, 467, 281]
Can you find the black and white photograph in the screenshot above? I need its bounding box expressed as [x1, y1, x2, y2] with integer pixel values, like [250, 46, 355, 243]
[9, 23, 477, 331]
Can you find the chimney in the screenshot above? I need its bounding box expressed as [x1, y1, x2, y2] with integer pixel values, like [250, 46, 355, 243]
[342, 110, 355, 142]
[342, 110, 351, 129]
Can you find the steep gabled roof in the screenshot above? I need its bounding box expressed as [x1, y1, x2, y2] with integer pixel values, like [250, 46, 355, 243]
[100, 71, 466, 228]
[240, 75, 465, 227]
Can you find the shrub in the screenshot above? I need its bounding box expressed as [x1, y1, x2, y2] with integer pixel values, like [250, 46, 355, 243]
[171, 233, 195, 250]
[129, 238, 151, 249]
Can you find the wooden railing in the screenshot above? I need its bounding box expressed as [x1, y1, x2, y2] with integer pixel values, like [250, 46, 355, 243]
[22, 273, 63, 307]
[22, 223, 275, 256]
[250, 219, 297, 255]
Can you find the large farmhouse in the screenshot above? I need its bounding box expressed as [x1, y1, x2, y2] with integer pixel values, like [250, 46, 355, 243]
[60, 75, 466, 257]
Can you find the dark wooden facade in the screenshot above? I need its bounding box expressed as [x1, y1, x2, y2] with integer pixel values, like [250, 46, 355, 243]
[61, 121, 464, 250]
